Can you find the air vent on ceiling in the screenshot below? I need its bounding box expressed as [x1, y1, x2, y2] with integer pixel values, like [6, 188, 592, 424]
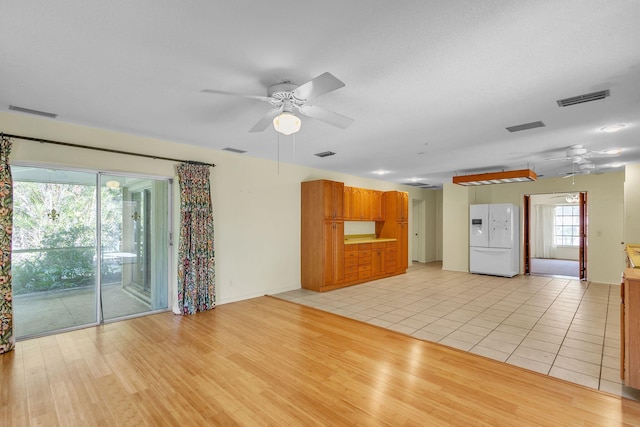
[314, 151, 336, 158]
[506, 121, 545, 133]
[222, 147, 246, 154]
[405, 182, 436, 188]
[556, 90, 610, 107]
[9, 105, 57, 118]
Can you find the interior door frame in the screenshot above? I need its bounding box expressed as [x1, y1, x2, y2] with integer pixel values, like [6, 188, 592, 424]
[523, 192, 587, 280]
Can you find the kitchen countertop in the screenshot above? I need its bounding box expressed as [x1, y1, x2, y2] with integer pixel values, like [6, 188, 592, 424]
[344, 234, 397, 245]
[627, 244, 640, 268]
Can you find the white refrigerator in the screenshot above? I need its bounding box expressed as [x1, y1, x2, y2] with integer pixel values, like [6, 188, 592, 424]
[469, 204, 520, 277]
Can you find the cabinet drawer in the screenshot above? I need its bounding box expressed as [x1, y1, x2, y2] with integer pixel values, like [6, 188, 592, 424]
[358, 243, 372, 250]
[386, 248, 396, 257]
[359, 264, 371, 272]
[345, 265, 358, 274]
[359, 271, 371, 280]
[345, 244, 358, 252]
[345, 257, 358, 267]
[386, 259, 396, 267]
[344, 272, 359, 282]
[358, 250, 371, 258]
[386, 242, 396, 249]
[345, 250, 358, 259]
[372, 242, 385, 249]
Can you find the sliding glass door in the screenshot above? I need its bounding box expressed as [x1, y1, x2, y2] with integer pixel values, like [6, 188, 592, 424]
[12, 166, 170, 338]
[100, 175, 169, 320]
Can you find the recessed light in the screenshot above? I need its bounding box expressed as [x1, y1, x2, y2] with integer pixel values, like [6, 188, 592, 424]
[603, 148, 622, 155]
[373, 169, 390, 175]
[600, 124, 626, 133]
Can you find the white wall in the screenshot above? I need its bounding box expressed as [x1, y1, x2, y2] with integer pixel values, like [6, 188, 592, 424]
[625, 164, 640, 245]
[442, 172, 626, 284]
[442, 183, 471, 272]
[1, 112, 434, 305]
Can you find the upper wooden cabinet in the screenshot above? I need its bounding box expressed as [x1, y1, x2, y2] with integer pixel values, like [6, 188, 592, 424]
[321, 180, 344, 220]
[383, 191, 408, 222]
[343, 186, 384, 221]
[371, 190, 384, 221]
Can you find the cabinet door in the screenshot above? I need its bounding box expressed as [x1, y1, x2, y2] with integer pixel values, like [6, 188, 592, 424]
[323, 221, 344, 287]
[397, 192, 408, 222]
[323, 181, 344, 220]
[396, 222, 408, 273]
[343, 186, 354, 220]
[371, 190, 384, 221]
[362, 190, 373, 220]
[352, 187, 364, 220]
[371, 244, 385, 277]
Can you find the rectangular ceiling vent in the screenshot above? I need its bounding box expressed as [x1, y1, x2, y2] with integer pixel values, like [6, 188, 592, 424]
[9, 105, 57, 118]
[404, 182, 436, 188]
[222, 147, 246, 154]
[314, 151, 336, 158]
[556, 89, 610, 107]
[506, 121, 545, 133]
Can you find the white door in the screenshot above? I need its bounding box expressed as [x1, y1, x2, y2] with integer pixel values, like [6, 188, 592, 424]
[469, 204, 489, 247]
[490, 204, 513, 249]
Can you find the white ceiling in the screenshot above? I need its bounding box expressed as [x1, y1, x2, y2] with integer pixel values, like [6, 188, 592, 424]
[2, 1, 639, 187]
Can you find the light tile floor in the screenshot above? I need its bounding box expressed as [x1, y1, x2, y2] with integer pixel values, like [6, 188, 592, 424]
[274, 262, 640, 399]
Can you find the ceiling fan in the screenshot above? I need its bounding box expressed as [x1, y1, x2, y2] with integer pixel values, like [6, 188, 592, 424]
[546, 144, 619, 164]
[562, 161, 599, 178]
[202, 72, 354, 135]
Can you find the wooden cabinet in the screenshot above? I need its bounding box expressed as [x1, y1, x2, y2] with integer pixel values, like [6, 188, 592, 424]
[385, 242, 397, 274]
[344, 245, 359, 284]
[323, 221, 344, 288]
[301, 180, 345, 291]
[343, 186, 354, 220]
[303, 180, 406, 292]
[376, 191, 409, 274]
[343, 186, 383, 221]
[358, 243, 372, 281]
[371, 190, 385, 221]
[622, 268, 640, 388]
[371, 243, 385, 278]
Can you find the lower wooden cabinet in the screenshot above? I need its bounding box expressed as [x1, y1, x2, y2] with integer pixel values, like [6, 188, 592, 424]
[622, 268, 640, 388]
[342, 241, 398, 287]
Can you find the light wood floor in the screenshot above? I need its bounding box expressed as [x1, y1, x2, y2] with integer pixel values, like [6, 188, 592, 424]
[3, 297, 640, 426]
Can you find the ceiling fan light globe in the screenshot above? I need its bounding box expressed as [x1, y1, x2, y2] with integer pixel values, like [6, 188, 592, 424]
[273, 113, 301, 135]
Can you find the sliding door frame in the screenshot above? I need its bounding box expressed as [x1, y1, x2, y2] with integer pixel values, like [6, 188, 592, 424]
[12, 161, 173, 337]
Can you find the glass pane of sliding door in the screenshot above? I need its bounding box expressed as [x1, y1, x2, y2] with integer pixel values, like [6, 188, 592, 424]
[12, 167, 98, 337]
[100, 175, 169, 320]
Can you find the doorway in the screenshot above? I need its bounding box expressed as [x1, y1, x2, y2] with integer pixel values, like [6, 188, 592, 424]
[523, 192, 587, 280]
[12, 166, 171, 338]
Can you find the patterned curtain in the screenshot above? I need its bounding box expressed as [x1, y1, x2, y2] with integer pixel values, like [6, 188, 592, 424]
[176, 162, 215, 315]
[0, 135, 14, 354]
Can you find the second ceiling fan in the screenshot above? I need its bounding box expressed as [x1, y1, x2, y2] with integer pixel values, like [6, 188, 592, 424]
[202, 72, 354, 135]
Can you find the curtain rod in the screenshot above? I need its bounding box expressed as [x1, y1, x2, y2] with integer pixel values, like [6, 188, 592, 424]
[1, 132, 215, 167]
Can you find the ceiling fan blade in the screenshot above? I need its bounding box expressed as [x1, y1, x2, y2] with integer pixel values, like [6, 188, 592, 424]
[298, 105, 354, 129]
[292, 72, 345, 101]
[202, 89, 271, 102]
[249, 107, 283, 133]
[563, 173, 577, 178]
